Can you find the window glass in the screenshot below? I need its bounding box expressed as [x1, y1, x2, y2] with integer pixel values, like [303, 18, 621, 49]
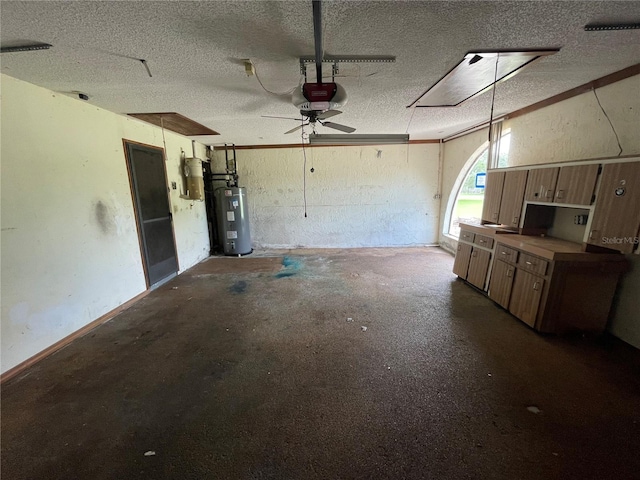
[447, 131, 510, 237]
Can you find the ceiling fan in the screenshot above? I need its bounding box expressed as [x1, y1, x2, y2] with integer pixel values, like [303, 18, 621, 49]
[262, 0, 356, 135]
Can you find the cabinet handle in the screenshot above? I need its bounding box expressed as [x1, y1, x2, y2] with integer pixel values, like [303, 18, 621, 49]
[513, 216, 519, 224]
[556, 189, 564, 199]
[545, 189, 554, 199]
[525, 261, 536, 266]
[501, 251, 507, 256]
[457, 245, 462, 251]
[472, 251, 477, 257]
[589, 229, 598, 240]
[533, 281, 540, 291]
[507, 269, 513, 278]
[479, 239, 485, 244]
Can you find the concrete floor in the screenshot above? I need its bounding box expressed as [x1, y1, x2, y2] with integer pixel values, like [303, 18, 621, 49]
[2, 247, 640, 480]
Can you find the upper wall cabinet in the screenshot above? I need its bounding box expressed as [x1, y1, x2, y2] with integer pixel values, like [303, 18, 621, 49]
[554, 164, 600, 205]
[498, 170, 529, 228]
[481, 171, 506, 224]
[524, 168, 559, 203]
[587, 162, 640, 254]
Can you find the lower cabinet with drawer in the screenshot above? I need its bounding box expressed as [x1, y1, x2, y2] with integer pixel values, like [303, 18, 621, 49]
[487, 241, 627, 334]
[453, 229, 494, 291]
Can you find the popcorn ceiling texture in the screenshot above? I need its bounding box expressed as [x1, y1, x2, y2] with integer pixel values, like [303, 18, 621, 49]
[1, 1, 639, 145]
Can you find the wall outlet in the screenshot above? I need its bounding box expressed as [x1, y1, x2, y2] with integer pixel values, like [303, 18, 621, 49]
[574, 214, 588, 225]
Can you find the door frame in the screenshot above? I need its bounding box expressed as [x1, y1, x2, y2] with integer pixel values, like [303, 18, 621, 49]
[122, 139, 180, 288]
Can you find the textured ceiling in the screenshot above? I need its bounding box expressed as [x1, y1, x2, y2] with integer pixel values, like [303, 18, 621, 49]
[1, 1, 639, 146]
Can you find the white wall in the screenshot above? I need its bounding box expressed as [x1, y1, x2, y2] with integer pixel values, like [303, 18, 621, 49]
[1, 75, 210, 374]
[506, 75, 640, 167]
[212, 144, 441, 248]
[438, 73, 640, 348]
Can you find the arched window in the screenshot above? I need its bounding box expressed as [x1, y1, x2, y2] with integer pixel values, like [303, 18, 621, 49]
[445, 131, 511, 237]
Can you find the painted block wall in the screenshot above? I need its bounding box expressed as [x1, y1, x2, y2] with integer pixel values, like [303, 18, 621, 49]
[212, 144, 441, 248]
[1, 75, 210, 374]
[438, 73, 640, 348]
[506, 75, 640, 166]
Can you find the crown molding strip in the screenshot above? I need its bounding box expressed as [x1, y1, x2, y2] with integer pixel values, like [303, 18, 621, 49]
[214, 139, 439, 150]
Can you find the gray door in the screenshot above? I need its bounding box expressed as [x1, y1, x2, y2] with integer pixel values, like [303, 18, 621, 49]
[125, 142, 178, 287]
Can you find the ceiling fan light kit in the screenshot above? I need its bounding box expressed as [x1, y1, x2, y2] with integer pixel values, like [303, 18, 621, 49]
[261, 0, 357, 136]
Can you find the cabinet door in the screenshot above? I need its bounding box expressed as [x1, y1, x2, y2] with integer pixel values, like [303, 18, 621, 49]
[467, 248, 491, 290]
[588, 162, 640, 254]
[555, 164, 599, 205]
[524, 167, 559, 203]
[481, 171, 505, 223]
[498, 170, 528, 227]
[509, 269, 544, 328]
[452, 242, 473, 279]
[488, 259, 515, 309]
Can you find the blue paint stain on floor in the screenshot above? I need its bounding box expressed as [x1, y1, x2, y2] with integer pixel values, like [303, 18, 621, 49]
[229, 280, 248, 293]
[275, 256, 303, 278]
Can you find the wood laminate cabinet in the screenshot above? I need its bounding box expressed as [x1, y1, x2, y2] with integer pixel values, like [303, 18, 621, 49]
[453, 227, 498, 291]
[487, 237, 627, 333]
[554, 164, 599, 205]
[524, 167, 559, 203]
[488, 259, 515, 309]
[509, 269, 544, 328]
[452, 242, 473, 278]
[481, 171, 505, 223]
[467, 248, 491, 289]
[587, 162, 640, 254]
[498, 170, 528, 227]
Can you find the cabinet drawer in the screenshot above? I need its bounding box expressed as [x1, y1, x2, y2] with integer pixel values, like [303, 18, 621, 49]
[496, 244, 518, 264]
[517, 252, 548, 276]
[474, 234, 494, 249]
[459, 230, 475, 243]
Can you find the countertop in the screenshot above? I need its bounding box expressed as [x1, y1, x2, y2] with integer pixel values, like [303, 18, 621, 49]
[458, 222, 518, 237]
[495, 234, 627, 262]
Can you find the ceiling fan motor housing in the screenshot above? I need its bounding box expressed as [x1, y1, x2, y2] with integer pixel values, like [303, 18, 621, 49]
[293, 82, 347, 113]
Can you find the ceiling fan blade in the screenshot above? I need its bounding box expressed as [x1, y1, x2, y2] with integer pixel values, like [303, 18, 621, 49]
[284, 124, 305, 134]
[262, 115, 304, 121]
[317, 110, 342, 120]
[323, 122, 356, 133]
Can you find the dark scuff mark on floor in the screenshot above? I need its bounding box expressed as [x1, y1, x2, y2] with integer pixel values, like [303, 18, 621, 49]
[229, 280, 247, 293]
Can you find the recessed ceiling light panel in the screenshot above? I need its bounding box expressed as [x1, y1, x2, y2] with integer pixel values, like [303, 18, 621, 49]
[408, 50, 559, 108]
[309, 134, 409, 145]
